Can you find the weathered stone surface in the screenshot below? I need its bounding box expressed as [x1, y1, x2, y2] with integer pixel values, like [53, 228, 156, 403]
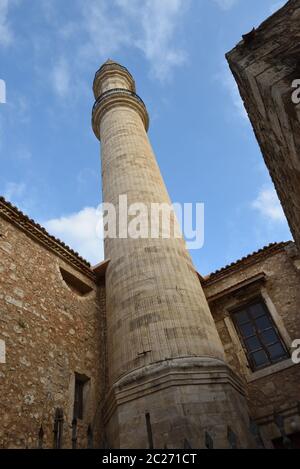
[0, 215, 106, 449]
[226, 0, 300, 250]
[1, 45, 300, 449]
[92, 60, 255, 449]
[204, 242, 300, 446]
[0, 339, 5, 364]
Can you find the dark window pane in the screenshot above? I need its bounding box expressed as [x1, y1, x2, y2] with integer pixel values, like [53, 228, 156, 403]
[232, 299, 289, 372]
[268, 342, 287, 361]
[235, 310, 249, 325]
[260, 329, 278, 346]
[245, 336, 261, 352]
[252, 350, 270, 367]
[240, 323, 255, 338]
[248, 303, 265, 319]
[255, 315, 272, 332]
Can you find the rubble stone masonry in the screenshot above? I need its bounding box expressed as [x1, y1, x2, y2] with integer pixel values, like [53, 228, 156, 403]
[203, 242, 300, 447]
[0, 206, 106, 449]
[227, 0, 300, 250]
[1, 38, 300, 446]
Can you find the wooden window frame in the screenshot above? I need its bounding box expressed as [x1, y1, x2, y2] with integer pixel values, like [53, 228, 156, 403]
[231, 297, 289, 372]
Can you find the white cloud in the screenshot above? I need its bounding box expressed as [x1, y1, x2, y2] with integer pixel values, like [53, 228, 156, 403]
[0, 0, 13, 47]
[44, 207, 104, 265]
[212, 0, 239, 10]
[37, 0, 190, 98]
[51, 57, 71, 98]
[252, 187, 286, 223]
[78, 0, 188, 82]
[117, 0, 187, 80]
[79, 0, 130, 59]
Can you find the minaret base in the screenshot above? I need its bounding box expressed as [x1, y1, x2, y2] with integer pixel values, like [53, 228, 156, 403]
[104, 358, 256, 449]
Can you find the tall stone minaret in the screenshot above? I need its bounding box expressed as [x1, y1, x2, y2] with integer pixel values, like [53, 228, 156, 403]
[92, 60, 254, 449]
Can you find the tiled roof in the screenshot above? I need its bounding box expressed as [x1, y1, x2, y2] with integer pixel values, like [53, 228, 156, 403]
[0, 196, 292, 285]
[203, 241, 291, 285]
[0, 196, 96, 280]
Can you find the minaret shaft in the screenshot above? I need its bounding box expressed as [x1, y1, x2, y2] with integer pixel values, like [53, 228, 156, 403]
[100, 104, 225, 384]
[92, 61, 255, 449]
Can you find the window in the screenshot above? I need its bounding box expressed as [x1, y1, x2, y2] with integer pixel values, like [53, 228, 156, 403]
[232, 299, 289, 371]
[73, 374, 90, 420]
[60, 267, 93, 297]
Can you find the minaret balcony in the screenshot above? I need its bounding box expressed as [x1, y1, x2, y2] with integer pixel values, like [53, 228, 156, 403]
[94, 62, 134, 84]
[92, 88, 149, 140]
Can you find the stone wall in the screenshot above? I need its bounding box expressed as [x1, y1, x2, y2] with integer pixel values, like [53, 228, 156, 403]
[226, 0, 300, 251]
[1, 200, 300, 449]
[0, 214, 106, 449]
[203, 242, 300, 447]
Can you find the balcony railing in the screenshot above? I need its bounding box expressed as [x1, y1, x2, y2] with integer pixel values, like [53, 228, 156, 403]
[94, 62, 134, 83]
[92, 88, 146, 115]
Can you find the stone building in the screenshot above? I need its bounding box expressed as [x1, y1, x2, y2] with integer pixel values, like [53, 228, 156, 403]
[0, 196, 107, 449]
[1, 4, 300, 448]
[226, 0, 300, 251]
[203, 241, 300, 448]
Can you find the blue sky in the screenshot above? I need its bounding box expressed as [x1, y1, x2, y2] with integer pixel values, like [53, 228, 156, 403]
[0, 0, 291, 274]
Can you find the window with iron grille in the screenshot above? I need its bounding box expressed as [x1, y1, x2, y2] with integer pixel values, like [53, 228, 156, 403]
[232, 298, 289, 371]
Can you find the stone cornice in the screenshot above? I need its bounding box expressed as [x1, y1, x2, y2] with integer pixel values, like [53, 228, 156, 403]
[205, 272, 266, 303]
[1, 197, 291, 287]
[0, 196, 96, 281]
[203, 242, 291, 285]
[92, 88, 149, 140]
[103, 357, 246, 424]
[93, 61, 136, 99]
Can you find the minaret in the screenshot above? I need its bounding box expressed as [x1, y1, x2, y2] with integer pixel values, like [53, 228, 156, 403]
[92, 60, 255, 449]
